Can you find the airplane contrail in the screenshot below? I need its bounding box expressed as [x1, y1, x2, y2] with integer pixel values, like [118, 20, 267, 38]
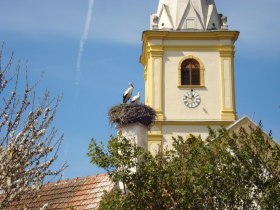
[75, 0, 95, 97]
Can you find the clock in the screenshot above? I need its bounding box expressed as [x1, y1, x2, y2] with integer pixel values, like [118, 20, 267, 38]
[183, 89, 201, 108]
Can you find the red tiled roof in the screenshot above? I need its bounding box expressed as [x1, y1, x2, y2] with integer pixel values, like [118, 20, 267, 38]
[4, 173, 114, 210]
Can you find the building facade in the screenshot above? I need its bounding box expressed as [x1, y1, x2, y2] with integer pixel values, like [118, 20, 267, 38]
[140, 0, 239, 150]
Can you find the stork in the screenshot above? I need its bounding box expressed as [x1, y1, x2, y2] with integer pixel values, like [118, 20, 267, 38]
[131, 92, 140, 104]
[123, 82, 134, 103]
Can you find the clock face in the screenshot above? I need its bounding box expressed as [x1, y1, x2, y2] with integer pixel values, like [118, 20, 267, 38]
[183, 90, 201, 108]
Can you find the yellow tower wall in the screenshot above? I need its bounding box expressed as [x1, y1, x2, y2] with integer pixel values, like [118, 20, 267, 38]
[141, 31, 239, 151]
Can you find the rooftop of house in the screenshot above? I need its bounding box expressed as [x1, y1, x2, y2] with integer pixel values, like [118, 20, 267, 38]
[4, 173, 114, 210]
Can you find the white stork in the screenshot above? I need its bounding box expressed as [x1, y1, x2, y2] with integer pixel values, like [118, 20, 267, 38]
[123, 82, 134, 103]
[131, 92, 140, 104]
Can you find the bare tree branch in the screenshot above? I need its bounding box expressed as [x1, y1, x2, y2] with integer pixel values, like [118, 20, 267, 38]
[0, 44, 66, 208]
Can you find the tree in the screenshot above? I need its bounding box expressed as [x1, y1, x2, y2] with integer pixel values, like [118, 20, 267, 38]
[89, 125, 280, 209]
[0, 45, 66, 208]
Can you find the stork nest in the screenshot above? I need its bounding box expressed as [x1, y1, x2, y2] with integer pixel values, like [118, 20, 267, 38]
[108, 103, 156, 128]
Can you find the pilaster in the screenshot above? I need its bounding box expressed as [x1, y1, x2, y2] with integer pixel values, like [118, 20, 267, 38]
[150, 46, 165, 120]
[219, 46, 237, 120]
[148, 132, 162, 154]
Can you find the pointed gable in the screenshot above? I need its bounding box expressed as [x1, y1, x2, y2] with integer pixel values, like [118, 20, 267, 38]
[205, 3, 221, 30]
[177, 1, 203, 30]
[191, 0, 207, 27]
[158, 4, 174, 30]
[151, 0, 225, 31]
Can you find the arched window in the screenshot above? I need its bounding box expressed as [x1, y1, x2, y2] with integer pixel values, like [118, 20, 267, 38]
[181, 59, 200, 85]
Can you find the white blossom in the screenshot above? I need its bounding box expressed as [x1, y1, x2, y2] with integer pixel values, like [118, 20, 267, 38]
[45, 107, 50, 113]
[29, 111, 34, 117]
[36, 108, 42, 116]
[0, 49, 65, 208]
[37, 129, 46, 138]
[15, 131, 23, 141]
[4, 114, 8, 121]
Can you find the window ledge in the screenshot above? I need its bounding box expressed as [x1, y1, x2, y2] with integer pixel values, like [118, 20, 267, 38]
[177, 85, 206, 89]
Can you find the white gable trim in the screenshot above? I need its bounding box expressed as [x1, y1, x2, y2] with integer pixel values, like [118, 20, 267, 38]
[158, 4, 174, 30]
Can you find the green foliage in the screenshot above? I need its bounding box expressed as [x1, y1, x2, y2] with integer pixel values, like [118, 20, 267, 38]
[108, 103, 156, 128]
[88, 134, 145, 193]
[89, 126, 280, 210]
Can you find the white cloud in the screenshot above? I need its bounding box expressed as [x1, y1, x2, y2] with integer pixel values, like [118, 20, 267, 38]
[76, 0, 95, 97]
[0, 0, 89, 39]
[88, 0, 157, 44]
[0, 0, 156, 44]
[1, 0, 279, 51]
[90, 0, 280, 48]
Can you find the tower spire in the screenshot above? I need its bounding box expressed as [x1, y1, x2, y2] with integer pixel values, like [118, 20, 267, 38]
[151, 0, 228, 31]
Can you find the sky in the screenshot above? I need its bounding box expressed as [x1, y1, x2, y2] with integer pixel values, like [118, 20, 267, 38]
[0, 0, 279, 179]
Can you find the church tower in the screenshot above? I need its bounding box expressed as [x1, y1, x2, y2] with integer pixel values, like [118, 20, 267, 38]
[140, 0, 239, 150]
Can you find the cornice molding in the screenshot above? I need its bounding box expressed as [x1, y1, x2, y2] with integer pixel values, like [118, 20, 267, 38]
[142, 30, 240, 42]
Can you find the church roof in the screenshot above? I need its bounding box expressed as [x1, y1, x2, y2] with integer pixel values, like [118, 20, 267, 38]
[151, 0, 228, 31]
[227, 116, 279, 146]
[3, 174, 114, 210]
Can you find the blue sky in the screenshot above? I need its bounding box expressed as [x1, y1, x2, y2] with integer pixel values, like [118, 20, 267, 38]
[0, 0, 279, 179]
